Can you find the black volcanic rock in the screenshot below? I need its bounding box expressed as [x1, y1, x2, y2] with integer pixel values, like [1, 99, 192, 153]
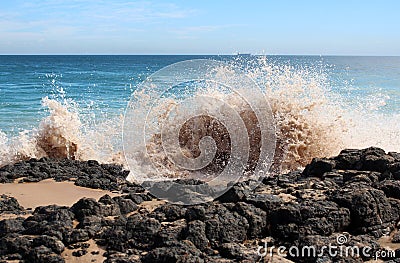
[2, 147, 400, 262]
[0, 217, 25, 236]
[156, 219, 186, 246]
[32, 235, 65, 254]
[378, 180, 400, 199]
[112, 196, 138, 214]
[204, 203, 249, 245]
[141, 240, 205, 263]
[329, 183, 395, 237]
[0, 233, 32, 257]
[22, 205, 74, 239]
[27, 245, 65, 263]
[245, 193, 284, 211]
[0, 195, 25, 214]
[64, 229, 90, 244]
[303, 158, 336, 177]
[360, 147, 395, 172]
[126, 214, 161, 249]
[231, 202, 268, 238]
[183, 220, 209, 251]
[151, 203, 187, 222]
[0, 157, 135, 192]
[333, 149, 363, 170]
[185, 206, 206, 222]
[70, 197, 121, 221]
[219, 242, 257, 261]
[216, 181, 255, 203]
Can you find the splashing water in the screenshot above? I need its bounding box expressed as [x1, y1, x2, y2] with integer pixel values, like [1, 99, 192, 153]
[0, 56, 399, 180]
[0, 97, 123, 167]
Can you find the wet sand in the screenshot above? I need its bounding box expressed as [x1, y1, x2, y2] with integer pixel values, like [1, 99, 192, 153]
[0, 179, 119, 209]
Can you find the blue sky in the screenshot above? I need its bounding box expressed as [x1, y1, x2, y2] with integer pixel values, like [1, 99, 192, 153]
[0, 0, 399, 55]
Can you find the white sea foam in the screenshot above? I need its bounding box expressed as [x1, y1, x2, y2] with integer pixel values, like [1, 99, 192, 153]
[0, 57, 399, 179]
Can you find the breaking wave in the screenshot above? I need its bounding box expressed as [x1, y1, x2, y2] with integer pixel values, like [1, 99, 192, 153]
[1, 57, 399, 179]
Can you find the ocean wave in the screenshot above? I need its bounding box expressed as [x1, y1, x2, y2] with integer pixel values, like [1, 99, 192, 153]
[1, 57, 399, 180]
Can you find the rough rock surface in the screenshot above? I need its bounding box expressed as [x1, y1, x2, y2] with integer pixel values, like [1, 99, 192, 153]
[0, 147, 400, 262]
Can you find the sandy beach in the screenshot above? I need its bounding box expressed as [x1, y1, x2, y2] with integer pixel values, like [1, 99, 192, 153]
[0, 179, 119, 209]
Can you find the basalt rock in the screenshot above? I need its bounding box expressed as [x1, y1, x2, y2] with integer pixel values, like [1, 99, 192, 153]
[126, 214, 162, 249]
[204, 203, 249, 245]
[1, 147, 400, 263]
[0, 195, 25, 214]
[378, 180, 400, 199]
[0, 217, 25, 236]
[141, 240, 206, 263]
[27, 245, 65, 263]
[22, 205, 74, 238]
[183, 220, 209, 252]
[0, 157, 134, 192]
[328, 183, 395, 237]
[303, 158, 336, 177]
[32, 235, 65, 254]
[231, 202, 268, 238]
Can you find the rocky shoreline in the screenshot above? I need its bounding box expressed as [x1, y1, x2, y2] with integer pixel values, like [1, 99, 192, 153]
[1, 147, 400, 262]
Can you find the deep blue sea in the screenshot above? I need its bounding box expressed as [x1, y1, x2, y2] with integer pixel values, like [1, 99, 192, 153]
[0, 55, 399, 134]
[0, 55, 399, 168]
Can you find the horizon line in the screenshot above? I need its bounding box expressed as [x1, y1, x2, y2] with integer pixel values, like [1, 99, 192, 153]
[0, 53, 400, 57]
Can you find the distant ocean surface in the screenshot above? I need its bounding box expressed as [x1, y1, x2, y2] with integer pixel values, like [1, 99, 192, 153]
[0, 55, 399, 169]
[1, 55, 399, 134]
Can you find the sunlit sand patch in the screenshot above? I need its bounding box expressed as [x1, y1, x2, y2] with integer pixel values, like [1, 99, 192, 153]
[0, 179, 119, 209]
[62, 239, 106, 263]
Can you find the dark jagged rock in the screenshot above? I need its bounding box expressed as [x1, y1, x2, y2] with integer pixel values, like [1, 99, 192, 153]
[360, 147, 395, 172]
[0, 217, 25, 236]
[22, 205, 74, 239]
[156, 219, 186, 246]
[341, 170, 382, 185]
[392, 232, 400, 243]
[72, 249, 88, 257]
[219, 243, 257, 261]
[32, 235, 65, 254]
[185, 206, 206, 222]
[183, 220, 209, 251]
[231, 202, 268, 238]
[142, 179, 216, 204]
[0, 195, 25, 214]
[70, 197, 120, 221]
[112, 196, 138, 214]
[204, 203, 249, 245]
[0, 233, 32, 257]
[329, 183, 395, 237]
[70, 198, 103, 220]
[333, 147, 396, 174]
[216, 181, 255, 203]
[2, 147, 400, 262]
[303, 158, 336, 177]
[378, 180, 400, 199]
[27, 245, 65, 263]
[64, 229, 90, 244]
[123, 192, 152, 204]
[141, 240, 206, 263]
[125, 214, 161, 249]
[151, 203, 187, 222]
[245, 193, 284, 211]
[0, 157, 135, 192]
